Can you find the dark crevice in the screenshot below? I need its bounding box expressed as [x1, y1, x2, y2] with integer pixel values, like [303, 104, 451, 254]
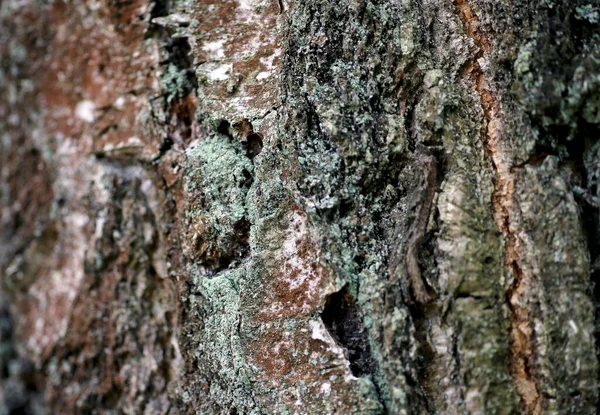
[231, 218, 251, 261]
[165, 37, 198, 95]
[555, 117, 600, 413]
[217, 119, 233, 137]
[232, 119, 264, 160]
[146, 1, 199, 162]
[454, 292, 493, 301]
[101, 386, 124, 410]
[406, 299, 436, 407]
[320, 285, 378, 377]
[150, 0, 169, 20]
[510, 143, 558, 170]
[151, 137, 174, 162]
[243, 133, 264, 160]
[145, 0, 170, 39]
[0, 306, 42, 414]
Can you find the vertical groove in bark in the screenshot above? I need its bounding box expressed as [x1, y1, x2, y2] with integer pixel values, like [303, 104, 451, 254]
[454, 1, 542, 412]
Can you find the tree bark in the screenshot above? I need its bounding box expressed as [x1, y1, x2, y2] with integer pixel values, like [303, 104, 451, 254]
[1, 0, 600, 414]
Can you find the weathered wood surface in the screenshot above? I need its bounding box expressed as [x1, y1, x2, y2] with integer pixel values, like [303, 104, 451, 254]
[1, 0, 599, 413]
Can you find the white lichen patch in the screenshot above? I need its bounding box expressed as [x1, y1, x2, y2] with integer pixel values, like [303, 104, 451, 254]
[236, 0, 271, 16]
[21, 156, 106, 361]
[255, 48, 281, 80]
[283, 211, 306, 256]
[320, 382, 331, 394]
[256, 71, 272, 81]
[114, 96, 126, 109]
[75, 100, 95, 123]
[309, 319, 330, 343]
[308, 319, 354, 380]
[27, 208, 89, 355]
[569, 319, 579, 334]
[280, 211, 323, 311]
[202, 39, 227, 59]
[207, 63, 232, 81]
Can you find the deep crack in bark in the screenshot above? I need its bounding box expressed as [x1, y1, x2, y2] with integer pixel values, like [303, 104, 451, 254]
[454, 1, 541, 413]
[321, 285, 379, 378]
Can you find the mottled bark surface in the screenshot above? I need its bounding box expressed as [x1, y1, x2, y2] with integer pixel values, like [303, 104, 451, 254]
[1, 0, 600, 414]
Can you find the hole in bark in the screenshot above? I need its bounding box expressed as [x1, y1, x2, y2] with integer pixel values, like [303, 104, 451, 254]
[166, 37, 197, 93]
[157, 136, 173, 155]
[217, 120, 232, 137]
[0, 308, 15, 378]
[203, 218, 251, 273]
[232, 218, 251, 257]
[241, 168, 253, 187]
[353, 253, 366, 267]
[101, 386, 123, 409]
[145, 0, 170, 38]
[0, 306, 41, 413]
[320, 285, 378, 377]
[338, 198, 355, 217]
[243, 133, 263, 159]
[233, 119, 263, 159]
[150, 0, 169, 19]
[167, 94, 197, 146]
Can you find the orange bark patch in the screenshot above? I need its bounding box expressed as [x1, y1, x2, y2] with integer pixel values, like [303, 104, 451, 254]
[454, 0, 541, 413]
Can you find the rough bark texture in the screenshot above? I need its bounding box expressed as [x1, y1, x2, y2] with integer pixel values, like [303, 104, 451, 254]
[1, 0, 600, 414]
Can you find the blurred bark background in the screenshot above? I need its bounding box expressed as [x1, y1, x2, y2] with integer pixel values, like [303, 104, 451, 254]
[1, 0, 600, 413]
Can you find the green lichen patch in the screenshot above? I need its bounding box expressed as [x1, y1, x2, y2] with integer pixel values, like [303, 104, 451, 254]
[182, 133, 254, 270]
[161, 63, 193, 104]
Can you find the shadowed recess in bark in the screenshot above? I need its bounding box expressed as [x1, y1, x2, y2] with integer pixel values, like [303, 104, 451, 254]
[164, 37, 197, 95]
[0, 306, 41, 414]
[321, 285, 378, 377]
[209, 217, 251, 272]
[568, 122, 600, 411]
[232, 119, 264, 160]
[147, 0, 198, 161]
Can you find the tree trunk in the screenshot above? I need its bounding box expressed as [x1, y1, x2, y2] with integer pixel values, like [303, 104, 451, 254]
[1, 0, 599, 413]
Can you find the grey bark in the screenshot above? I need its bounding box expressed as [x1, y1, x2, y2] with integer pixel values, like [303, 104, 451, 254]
[1, 0, 600, 414]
